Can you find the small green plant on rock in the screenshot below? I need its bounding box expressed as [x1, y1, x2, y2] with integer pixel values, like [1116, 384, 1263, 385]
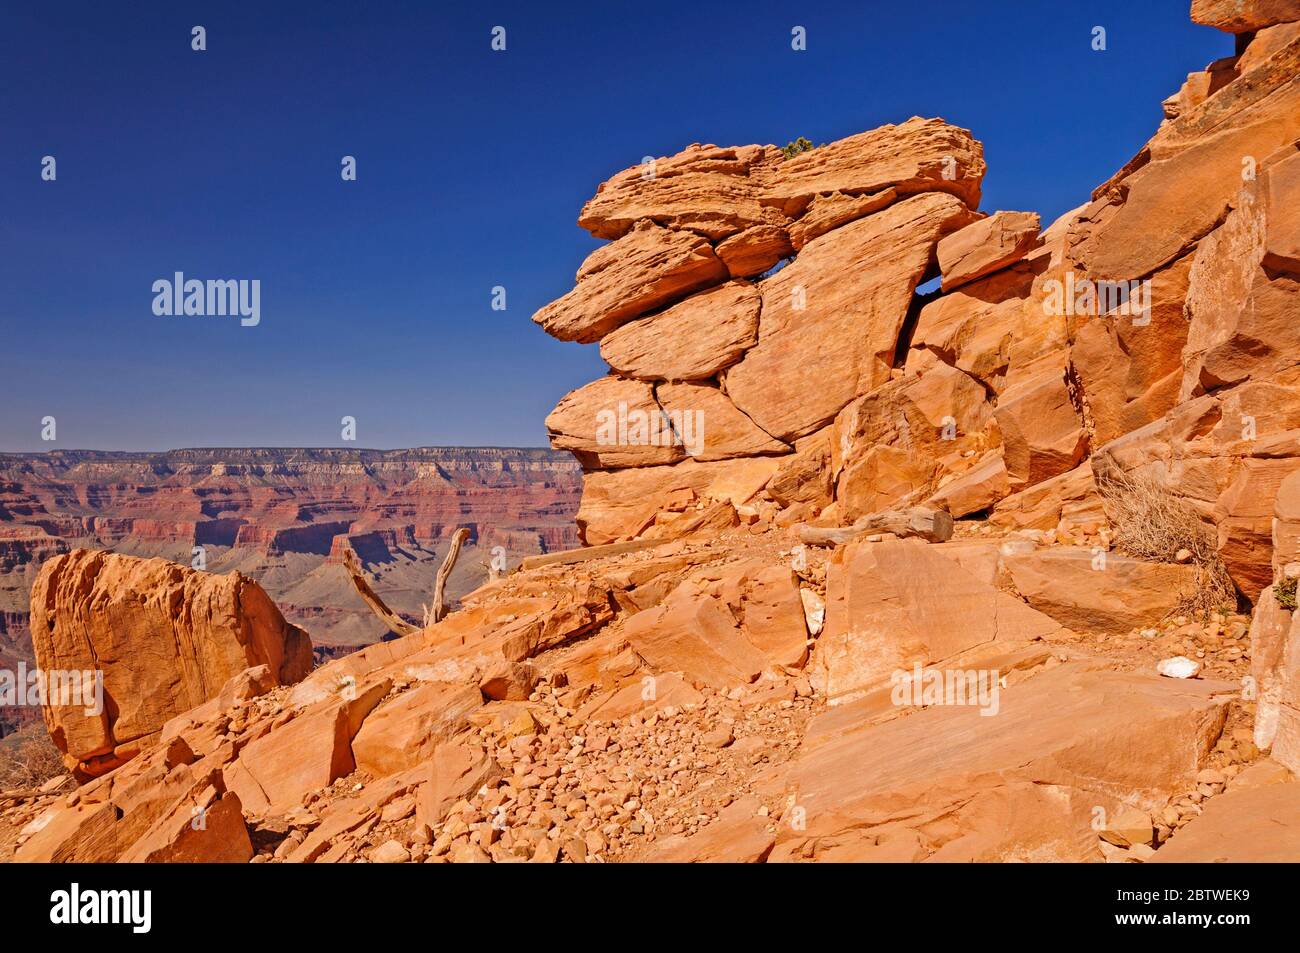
[1275, 577, 1297, 611]
[781, 137, 815, 159]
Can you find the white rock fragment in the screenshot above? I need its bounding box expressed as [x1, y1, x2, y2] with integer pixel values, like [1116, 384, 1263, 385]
[799, 588, 825, 636]
[1156, 656, 1201, 679]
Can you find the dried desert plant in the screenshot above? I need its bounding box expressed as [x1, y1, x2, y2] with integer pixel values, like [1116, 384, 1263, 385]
[0, 729, 65, 793]
[1098, 468, 1237, 614]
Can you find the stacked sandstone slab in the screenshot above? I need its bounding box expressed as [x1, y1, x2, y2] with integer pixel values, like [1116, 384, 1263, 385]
[538, 11, 1300, 608]
[536, 117, 1004, 544]
[29, 550, 313, 778]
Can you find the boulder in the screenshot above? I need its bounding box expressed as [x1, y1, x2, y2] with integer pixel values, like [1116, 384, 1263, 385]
[349, 682, 484, 778]
[787, 188, 898, 250]
[478, 661, 538, 702]
[545, 376, 684, 469]
[908, 260, 1036, 393]
[992, 356, 1088, 490]
[814, 538, 1066, 704]
[1002, 548, 1199, 634]
[715, 225, 793, 277]
[575, 456, 781, 545]
[654, 381, 790, 460]
[620, 585, 767, 690]
[926, 453, 1011, 517]
[226, 679, 390, 814]
[28, 549, 312, 778]
[532, 220, 727, 343]
[1191, 0, 1300, 32]
[774, 663, 1233, 861]
[620, 557, 810, 689]
[414, 742, 502, 830]
[599, 280, 760, 381]
[831, 360, 994, 520]
[937, 210, 1040, 290]
[764, 117, 985, 213]
[118, 788, 253, 863]
[725, 192, 978, 442]
[577, 143, 785, 241]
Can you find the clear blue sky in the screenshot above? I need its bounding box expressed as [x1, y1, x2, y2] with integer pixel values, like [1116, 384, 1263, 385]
[0, 1, 1227, 451]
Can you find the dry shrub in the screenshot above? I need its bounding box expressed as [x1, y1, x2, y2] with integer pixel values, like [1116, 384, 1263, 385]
[0, 727, 65, 791]
[1098, 468, 1237, 614]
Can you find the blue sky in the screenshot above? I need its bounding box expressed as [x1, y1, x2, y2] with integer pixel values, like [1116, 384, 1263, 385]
[0, 1, 1228, 451]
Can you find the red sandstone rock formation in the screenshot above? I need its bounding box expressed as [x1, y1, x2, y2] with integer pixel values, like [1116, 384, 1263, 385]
[5, 4, 1300, 867]
[29, 550, 313, 778]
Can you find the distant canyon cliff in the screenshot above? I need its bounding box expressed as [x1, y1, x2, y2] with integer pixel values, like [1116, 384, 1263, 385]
[0, 446, 581, 730]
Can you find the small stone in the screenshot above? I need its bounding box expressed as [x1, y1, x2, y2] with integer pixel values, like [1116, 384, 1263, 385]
[369, 840, 411, 864]
[1156, 656, 1201, 679]
[1099, 807, 1153, 848]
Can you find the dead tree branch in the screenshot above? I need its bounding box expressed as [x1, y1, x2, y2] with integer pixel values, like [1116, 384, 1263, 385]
[425, 528, 471, 626]
[342, 548, 420, 637]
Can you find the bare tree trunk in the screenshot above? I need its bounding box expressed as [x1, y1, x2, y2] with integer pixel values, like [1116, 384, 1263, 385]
[342, 548, 420, 637]
[426, 527, 470, 626]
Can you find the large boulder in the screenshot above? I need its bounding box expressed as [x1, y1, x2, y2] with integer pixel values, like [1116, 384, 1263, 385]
[545, 376, 686, 469]
[599, 280, 761, 381]
[28, 549, 313, 778]
[620, 557, 810, 689]
[1191, 0, 1300, 32]
[577, 143, 786, 241]
[532, 220, 727, 343]
[765, 116, 985, 212]
[937, 210, 1040, 290]
[575, 456, 781, 545]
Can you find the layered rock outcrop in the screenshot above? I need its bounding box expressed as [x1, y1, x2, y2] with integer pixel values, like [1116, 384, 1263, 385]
[536, 16, 1300, 613]
[537, 118, 990, 543]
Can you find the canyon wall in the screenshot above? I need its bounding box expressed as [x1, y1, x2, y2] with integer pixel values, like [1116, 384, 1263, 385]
[0, 446, 581, 734]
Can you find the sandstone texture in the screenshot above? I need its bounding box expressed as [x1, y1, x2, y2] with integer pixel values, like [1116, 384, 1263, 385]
[27, 551, 312, 778]
[6, 5, 1300, 867]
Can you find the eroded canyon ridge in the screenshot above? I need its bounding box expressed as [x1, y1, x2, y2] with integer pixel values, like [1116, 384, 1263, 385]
[5, 1, 1300, 863]
[0, 448, 581, 733]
